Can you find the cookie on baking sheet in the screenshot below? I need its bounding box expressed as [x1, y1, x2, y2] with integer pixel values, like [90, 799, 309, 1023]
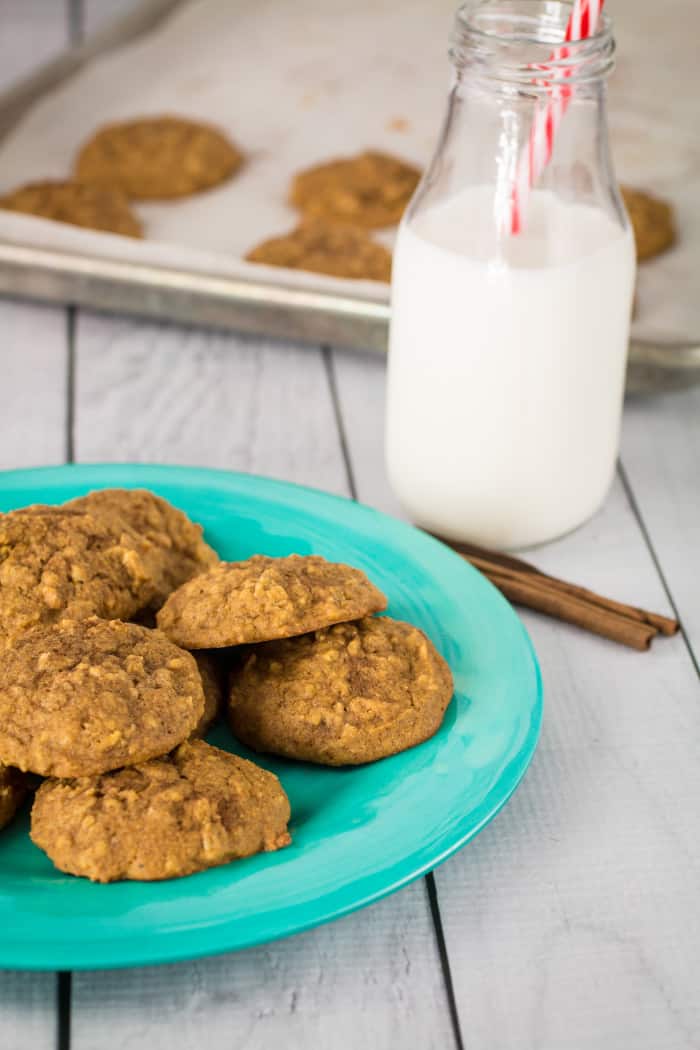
[191, 651, 224, 737]
[75, 116, 243, 200]
[31, 739, 291, 882]
[0, 508, 157, 645]
[246, 220, 392, 282]
[290, 150, 421, 228]
[621, 185, 676, 261]
[156, 554, 388, 649]
[228, 616, 453, 766]
[0, 180, 142, 237]
[0, 765, 30, 831]
[0, 617, 204, 778]
[66, 488, 219, 606]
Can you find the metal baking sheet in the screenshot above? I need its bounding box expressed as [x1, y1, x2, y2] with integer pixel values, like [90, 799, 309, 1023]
[0, 0, 696, 390]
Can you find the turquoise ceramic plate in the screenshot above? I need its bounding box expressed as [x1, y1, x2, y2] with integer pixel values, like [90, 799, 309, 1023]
[0, 464, 542, 971]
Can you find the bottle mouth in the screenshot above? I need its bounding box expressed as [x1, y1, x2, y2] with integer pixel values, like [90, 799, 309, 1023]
[451, 0, 615, 88]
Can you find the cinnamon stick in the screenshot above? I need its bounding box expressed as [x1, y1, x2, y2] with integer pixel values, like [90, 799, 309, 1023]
[441, 536, 679, 639]
[482, 566, 658, 651]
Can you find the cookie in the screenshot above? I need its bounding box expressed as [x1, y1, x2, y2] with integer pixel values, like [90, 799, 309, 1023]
[0, 508, 157, 645]
[75, 116, 243, 200]
[228, 616, 453, 766]
[156, 554, 388, 649]
[66, 489, 219, 606]
[0, 617, 204, 778]
[290, 150, 421, 228]
[0, 765, 29, 831]
[246, 220, 392, 282]
[0, 180, 142, 237]
[621, 186, 676, 261]
[192, 652, 224, 737]
[31, 739, 291, 882]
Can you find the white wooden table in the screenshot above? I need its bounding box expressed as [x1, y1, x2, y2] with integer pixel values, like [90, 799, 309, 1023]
[1, 2, 699, 1048]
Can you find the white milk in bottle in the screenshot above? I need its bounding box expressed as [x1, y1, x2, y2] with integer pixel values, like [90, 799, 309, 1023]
[385, 1, 636, 549]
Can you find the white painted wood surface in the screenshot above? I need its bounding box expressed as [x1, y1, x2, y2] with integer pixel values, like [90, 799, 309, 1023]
[69, 312, 456, 1050]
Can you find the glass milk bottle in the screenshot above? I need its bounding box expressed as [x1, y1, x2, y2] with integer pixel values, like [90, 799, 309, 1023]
[385, 0, 635, 550]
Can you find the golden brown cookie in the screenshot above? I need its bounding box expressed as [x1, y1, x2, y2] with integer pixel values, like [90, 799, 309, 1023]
[290, 150, 421, 228]
[0, 765, 29, 831]
[246, 220, 392, 282]
[0, 617, 204, 778]
[228, 616, 453, 766]
[65, 489, 219, 606]
[31, 739, 291, 882]
[621, 186, 676, 261]
[191, 652, 224, 737]
[0, 508, 157, 645]
[75, 116, 243, 200]
[156, 554, 388, 649]
[0, 180, 142, 237]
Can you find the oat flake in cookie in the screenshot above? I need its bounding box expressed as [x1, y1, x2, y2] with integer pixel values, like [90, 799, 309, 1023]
[0, 508, 156, 646]
[31, 740, 291, 882]
[66, 488, 219, 606]
[0, 618, 204, 778]
[75, 116, 244, 200]
[156, 554, 388, 649]
[228, 616, 453, 766]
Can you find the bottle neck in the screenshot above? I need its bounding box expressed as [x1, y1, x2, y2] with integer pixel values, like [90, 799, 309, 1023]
[450, 0, 615, 101]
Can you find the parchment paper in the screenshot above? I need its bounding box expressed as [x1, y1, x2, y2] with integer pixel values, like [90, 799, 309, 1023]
[0, 0, 696, 334]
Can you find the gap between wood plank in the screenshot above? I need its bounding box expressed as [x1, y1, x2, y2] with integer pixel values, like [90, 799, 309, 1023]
[323, 346, 465, 1050]
[67, 0, 84, 44]
[57, 972, 72, 1050]
[617, 459, 700, 683]
[66, 307, 77, 464]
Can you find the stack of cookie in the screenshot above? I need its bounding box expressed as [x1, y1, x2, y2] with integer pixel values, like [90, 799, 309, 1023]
[0, 487, 452, 883]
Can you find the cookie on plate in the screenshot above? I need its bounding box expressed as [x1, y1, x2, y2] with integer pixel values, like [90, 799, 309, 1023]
[31, 739, 291, 882]
[0, 180, 142, 237]
[0, 617, 204, 778]
[0, 765, 30, 831]
[621, 185, 676, 261]
[0, 508, 157, 645]
[156, 554, 387, 649]
[75, 116, 243, 199]
[191, 651, 224, 737]
[228, 616, 453, 766]
[246, 220, 392, 282]
[290, 150, 421, 228]
[66, 488, 219, 606]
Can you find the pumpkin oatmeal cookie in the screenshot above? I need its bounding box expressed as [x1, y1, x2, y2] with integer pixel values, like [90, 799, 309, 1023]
[75, 116, 243, 199]
[246, 220, 392, 282]
[31, 739, 291, 882]
[0, 508, 157, 645]
[290, 150, 421, 228]
[156, 554, 387, 649]
[0, 617, 204, 778]
[228, 616, 453, 765]
[0, 180, 142, 237]
[66, 488, 219, 606]
[621, 185, 676, 261]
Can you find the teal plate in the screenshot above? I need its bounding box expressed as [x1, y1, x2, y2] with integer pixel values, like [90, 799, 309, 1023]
[0, 464, 542, 971]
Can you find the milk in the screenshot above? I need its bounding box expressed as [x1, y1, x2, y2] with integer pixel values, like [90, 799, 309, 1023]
[385, 187, 636, 549]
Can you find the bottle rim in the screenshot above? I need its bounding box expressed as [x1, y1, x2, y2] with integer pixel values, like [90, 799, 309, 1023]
[450, 0, 615, 88]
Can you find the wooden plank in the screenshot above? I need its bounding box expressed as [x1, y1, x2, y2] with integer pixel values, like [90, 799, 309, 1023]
[331, 346, 700, 1050]
[70, 312, 457, 1050]
[621, 386, 700, 667]
[0, 5, 68, 1046]
[81, 0, 149, 38]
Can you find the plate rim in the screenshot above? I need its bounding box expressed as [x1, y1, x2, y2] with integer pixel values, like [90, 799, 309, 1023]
[0, 462, 543, 971]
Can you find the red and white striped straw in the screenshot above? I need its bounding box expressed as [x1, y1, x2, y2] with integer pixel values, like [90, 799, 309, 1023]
[509, 0, 605, 234]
